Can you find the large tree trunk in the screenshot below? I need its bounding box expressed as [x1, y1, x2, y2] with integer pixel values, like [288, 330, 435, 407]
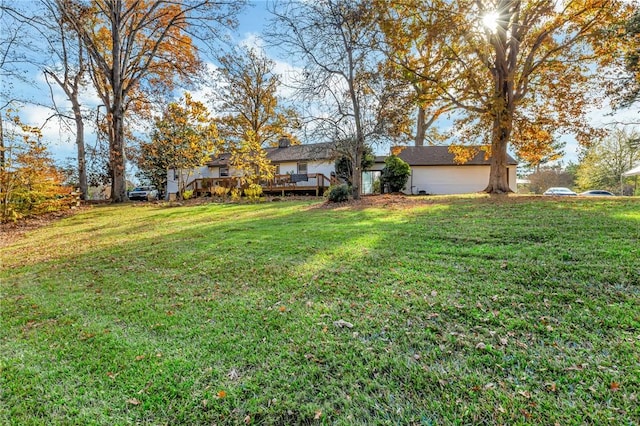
[485, 133, 512, 193]
[484, 106, 513, 193]
[70, 99, 87, 200]
[109, 3, 127, 203]
[415, 106, 426, 146]
[485, 5, 516, 195]
[109, 108, 128, 202]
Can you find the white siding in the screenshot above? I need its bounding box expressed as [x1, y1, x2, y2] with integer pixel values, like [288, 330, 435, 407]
[309, 160, 335, 178]
[277, 162, 297, 175]
[166, 166, 215, 197]
[275, 160, 333, 176]
[403, 165, 517, 195]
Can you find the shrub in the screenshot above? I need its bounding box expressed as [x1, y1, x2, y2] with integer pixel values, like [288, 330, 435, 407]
[230, 188, 242, 202]
[372, 178, 381, 195]
[244, 184, 263, 202]
[380, 155, 411, 193]
[325, 184, 350, 202]
[213, 185, 230, 198]
[182, 189, 194, 200]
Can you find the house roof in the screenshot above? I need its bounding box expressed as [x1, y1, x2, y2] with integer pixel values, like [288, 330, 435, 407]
[392, 146, 518, 166]
[266, 141, 335, 163]
[207, 153, 232, 167]
[206, 142, 336, 166]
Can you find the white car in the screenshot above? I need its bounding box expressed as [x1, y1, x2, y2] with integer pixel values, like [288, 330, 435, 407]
[579, 190, 614, 196]
[128, 186, 158, 201]
[543, 187, 577, 196]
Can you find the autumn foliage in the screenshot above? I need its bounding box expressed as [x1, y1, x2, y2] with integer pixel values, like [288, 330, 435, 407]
[376, 0, 633, 193]
[138, 93, 218, 197]
[0, 115, 74, 222]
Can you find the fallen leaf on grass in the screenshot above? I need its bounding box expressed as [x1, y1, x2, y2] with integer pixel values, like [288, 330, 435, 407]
[216, 390, 227, 399]
[610, 382, 621, 392]
[546, 382, 557, 392]
[333, 319, 353, 329]
[475, 342, 486, 350]
[565, 363, 587, 371]
[279, 306, 286, 312]
[79, 332, 96, 340]
[518, 390, 531, 399]
[227, 368, 240, 381]
[135, 355, 145, 361]
[106, 371, 118, 380]
[127, 398, 141, 405]
[314, 410, 322, 420]
[520, 409, 532, 420]
[244, 415, 251, 424]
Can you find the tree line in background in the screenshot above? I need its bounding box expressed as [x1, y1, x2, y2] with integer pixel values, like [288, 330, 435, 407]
[1, 0, 639, 221]
[524, 128, 640, 196]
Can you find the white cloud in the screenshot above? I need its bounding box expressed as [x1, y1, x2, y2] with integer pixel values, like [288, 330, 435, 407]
[239, 32, 266, 51]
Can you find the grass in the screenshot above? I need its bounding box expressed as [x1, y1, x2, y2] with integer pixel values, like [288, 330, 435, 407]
[1, 195, 639, 425]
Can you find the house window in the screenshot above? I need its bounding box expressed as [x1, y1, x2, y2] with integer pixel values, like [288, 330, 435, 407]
[173, 169, 178, 180]
[274, 164, 280, 175]
[220, 167, 229, 177]
[297, 162, 308, 174]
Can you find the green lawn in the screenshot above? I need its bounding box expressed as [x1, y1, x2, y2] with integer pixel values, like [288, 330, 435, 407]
[1, 196, 639, 425]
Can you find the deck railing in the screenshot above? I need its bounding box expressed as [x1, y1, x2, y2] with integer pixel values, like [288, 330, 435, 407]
[185, 173, 339, 197]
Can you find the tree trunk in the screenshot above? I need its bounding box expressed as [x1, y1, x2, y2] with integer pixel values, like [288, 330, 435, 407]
[415, 106, 425, 146]
[109, 108, 128, 202]
[352, 143, 363, 200]
[109, 1, 127, 203]
[70, 99, 87, 200]
[0, 115, 4, 169]
[484, 111, 513, 194]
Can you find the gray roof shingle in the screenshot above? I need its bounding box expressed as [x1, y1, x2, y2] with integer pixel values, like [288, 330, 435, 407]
[392, 146, 518, 166]
[206, 142, 336, 166]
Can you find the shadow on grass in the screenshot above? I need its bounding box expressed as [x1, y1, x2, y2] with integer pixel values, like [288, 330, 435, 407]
[1, 197, 639, 424]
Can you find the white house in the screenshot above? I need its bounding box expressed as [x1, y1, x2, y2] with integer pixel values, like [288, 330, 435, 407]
[368, 146, 518, 195]
[166, 139, 337, 197]
[166, 142, 518, 198]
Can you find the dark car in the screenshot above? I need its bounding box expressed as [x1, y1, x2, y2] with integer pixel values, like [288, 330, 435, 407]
[579, 190, 614, 196]
[543, 187, 577, 196]
[128, 186, 158, 201]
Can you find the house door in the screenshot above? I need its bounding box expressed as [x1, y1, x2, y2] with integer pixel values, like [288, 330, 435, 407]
[362, 171, 381, 195]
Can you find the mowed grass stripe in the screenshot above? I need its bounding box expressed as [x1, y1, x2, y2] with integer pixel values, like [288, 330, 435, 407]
[1, 196, 638, 425]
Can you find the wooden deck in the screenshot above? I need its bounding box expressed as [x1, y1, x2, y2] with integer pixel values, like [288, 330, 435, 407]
[186, 173, 337, 197]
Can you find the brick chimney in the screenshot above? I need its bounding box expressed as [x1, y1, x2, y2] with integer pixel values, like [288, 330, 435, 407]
[278, 137, 291, 148]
